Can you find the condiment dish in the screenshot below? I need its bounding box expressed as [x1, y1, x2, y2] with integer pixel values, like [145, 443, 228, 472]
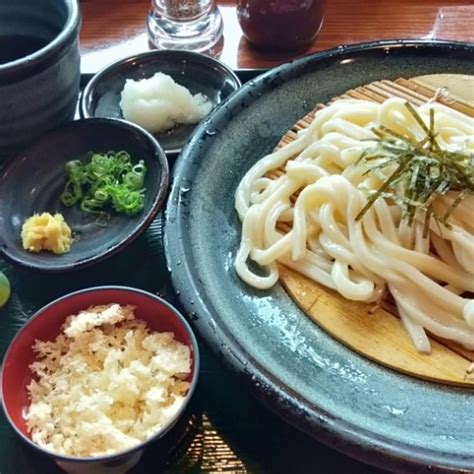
[1, 286, 199, 474]
[80, 50, 242, 155]
[0, 118, 169, 273]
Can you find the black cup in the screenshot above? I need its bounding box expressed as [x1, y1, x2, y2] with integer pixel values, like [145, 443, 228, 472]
[0, 0, 81, 157]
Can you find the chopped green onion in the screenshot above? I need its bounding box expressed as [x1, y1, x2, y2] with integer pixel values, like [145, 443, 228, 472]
[60, 150, 147, 225]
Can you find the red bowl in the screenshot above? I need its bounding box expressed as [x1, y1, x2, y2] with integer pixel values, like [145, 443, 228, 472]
[1, 286, 199, 468]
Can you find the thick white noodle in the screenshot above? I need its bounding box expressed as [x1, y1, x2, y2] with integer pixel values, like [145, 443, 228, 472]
[234, 98, 474, 353]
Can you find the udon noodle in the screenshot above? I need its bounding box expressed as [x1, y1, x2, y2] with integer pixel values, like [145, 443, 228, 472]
[234, 97, 474, 353]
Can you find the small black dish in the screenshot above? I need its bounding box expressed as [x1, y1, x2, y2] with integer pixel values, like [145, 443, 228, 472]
[0, 118, 169, 273]
[80, 50, 242, 155]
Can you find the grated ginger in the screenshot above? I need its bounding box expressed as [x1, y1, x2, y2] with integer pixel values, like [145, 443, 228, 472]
[25, 303, 192, 457]
[21, 212, 72, 255]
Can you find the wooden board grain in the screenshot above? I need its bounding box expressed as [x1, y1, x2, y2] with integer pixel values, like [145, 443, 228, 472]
[272, 74, 474, 387]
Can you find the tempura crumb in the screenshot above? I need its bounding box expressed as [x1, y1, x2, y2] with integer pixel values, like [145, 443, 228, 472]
[26, 303, 192, 457]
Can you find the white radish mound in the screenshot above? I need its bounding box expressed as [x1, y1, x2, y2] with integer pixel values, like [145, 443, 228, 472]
[120, 72, 213, 133]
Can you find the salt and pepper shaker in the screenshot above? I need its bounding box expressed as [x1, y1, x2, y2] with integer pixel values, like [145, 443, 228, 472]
[147, 0, 223, 53]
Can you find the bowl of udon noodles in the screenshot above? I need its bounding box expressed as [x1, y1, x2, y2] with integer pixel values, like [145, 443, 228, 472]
[164, 40, 474, 472]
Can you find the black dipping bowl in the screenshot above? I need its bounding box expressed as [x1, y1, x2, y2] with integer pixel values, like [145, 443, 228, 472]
[80, 50, 242, 155]
[0, 118, 169, 272]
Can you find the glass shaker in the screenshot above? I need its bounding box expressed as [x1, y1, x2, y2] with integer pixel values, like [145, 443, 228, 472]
[237, 0, 324, 52]
[147, 0, 223, 52]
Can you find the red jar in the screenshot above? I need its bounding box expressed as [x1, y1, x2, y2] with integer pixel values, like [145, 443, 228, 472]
[237, 0, 324, 52]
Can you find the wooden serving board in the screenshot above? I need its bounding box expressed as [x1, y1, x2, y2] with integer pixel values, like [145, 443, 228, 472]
[271, 74, 474, 388]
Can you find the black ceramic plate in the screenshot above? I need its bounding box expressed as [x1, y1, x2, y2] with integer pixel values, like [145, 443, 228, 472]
[80, 50, 242, 155]
[0, 118, 169, 272]
[164, 40, 474, 472]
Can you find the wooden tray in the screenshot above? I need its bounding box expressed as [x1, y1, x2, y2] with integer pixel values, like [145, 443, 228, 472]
[270, 74, 474, 387]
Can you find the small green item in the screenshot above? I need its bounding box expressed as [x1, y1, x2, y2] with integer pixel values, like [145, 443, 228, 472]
[0, 271, 11, 308]
[60, 150, 147, 226]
